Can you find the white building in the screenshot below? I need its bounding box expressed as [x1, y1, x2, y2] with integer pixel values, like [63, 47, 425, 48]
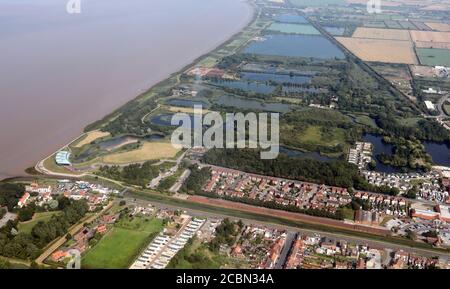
[424, 100, 436, 111]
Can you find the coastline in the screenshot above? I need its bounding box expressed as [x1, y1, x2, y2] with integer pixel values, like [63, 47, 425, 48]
[1, 0, 255, 181]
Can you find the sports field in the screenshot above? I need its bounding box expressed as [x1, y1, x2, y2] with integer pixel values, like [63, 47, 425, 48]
[267, 23, 321, 35]
[82, 217, 164, 269]
[416, 48, 450, 66]
[336, 37, 417, 64]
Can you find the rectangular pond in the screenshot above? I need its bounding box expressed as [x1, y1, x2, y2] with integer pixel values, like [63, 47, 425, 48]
[209, 79, 276, 94]
[215, 95, 291, 113]
[266, 23, 321, 35]
[243, 34, 345, 59]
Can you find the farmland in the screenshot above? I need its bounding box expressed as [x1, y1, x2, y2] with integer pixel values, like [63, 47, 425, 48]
[426, 22, 450, 32]
[352, 28, 411, 41]
[416, 48, 450, 66]
[336, 37, 417, 64]
[410, 31, 450, 43]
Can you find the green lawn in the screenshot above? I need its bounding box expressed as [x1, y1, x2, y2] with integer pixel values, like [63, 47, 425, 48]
[81, 217, 164, 269]
[18, 211, 60, 234]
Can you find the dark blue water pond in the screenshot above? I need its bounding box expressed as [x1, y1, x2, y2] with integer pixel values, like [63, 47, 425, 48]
[424, 141, 450, 167]
[243, 34, 345, 59]
[274, 14, 309, 24]
[216, 95, 291, 113]
[165, 98, 208, 108]
[241, 72, 311, 85]
[363, 134, 402, 173]
[210, 79, 275, 94]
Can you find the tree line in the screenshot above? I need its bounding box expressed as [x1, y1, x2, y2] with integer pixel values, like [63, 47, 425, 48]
[0, 198, 88, 260]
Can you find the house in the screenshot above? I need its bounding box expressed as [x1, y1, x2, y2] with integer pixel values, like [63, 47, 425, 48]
[51, 250, 69, 262]
[17, 192, 30, 208]
[96, 224, 107, 234]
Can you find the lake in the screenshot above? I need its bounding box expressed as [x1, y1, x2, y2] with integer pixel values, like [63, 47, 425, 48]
[364, 133, 450, 172]
[243, 34, 345, 59]
[0, 0, 252, 179]
[424, 141, 450, 167]
[362, 134, 402, 173]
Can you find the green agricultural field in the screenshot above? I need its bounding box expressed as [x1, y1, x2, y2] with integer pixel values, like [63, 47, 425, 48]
[18, 211, 60, 234]
[267, 23, 321, 35]
[416, 48, 450, 66]
[81, 217, 164, 269]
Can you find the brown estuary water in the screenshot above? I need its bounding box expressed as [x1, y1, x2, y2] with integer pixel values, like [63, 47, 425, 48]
[0, 0, 253, 180]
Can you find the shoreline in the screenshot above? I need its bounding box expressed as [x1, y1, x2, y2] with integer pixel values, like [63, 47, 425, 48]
[1, 0, 255, 181]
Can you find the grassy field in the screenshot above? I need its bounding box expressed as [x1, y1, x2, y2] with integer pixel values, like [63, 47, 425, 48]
[351, 114, 378, 128]
[73, 131, 110, 148]
[296, 125, 346, 147]
[102, 142, 181, 164]
[416, 48, 450, 66]
[18, 211, 60, 234]
[267, 23, 321, 35]
[82, 217, 164, 269]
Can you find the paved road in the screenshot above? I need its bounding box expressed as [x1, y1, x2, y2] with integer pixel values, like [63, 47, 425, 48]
[169, 169, 191, 193]
[275, 231, 296, 269]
